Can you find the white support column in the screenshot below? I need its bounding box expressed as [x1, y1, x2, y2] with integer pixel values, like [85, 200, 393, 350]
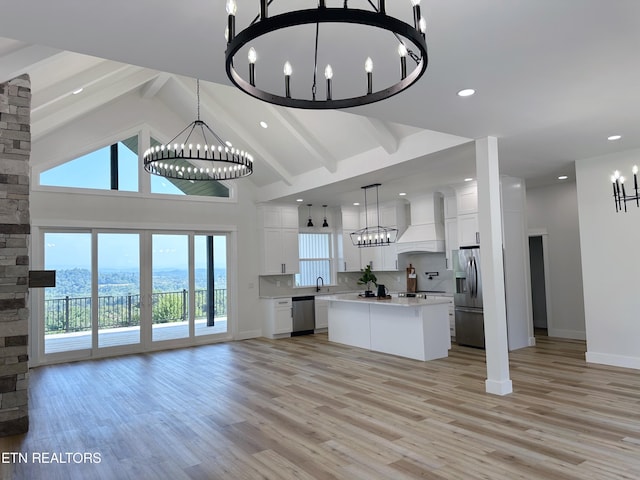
[475, 137, 512, 395]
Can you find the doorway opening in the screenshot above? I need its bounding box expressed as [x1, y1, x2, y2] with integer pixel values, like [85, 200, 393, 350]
[528, 234, 550, 337]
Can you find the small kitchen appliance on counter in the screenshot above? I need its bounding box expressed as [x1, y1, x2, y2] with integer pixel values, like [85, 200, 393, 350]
[406, 264, 417, 293]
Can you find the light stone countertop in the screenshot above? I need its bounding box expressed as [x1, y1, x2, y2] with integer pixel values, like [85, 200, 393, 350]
[322, 293, 451, 307]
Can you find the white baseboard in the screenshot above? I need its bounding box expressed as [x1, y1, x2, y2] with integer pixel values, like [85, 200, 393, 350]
[485, 378, 513, 396]
[586, 351, 640, 370]
[528, 336, 536, 346]
[235, 329, 262, 340]
[547, 328, 586, 340]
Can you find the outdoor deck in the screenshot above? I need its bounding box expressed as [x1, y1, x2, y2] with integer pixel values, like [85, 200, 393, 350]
[44, 318, 228, 354]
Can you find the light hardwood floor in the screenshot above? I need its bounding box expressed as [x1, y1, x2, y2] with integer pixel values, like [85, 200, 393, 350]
[2, 334, 640, 479]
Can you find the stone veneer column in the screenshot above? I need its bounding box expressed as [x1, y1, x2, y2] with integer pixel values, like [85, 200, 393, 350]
[0, 74, 30, 436]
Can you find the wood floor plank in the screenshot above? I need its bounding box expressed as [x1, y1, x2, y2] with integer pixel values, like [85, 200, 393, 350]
[4, 334, 640, 479]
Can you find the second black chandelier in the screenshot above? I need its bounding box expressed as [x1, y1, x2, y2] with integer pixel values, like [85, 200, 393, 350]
[224, 0, 429, 109]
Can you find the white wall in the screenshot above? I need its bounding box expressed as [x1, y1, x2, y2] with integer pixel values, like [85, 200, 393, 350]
[500, 176, 534, 350]
[576, 148, 640, 369]
[526, 181, 585, 340]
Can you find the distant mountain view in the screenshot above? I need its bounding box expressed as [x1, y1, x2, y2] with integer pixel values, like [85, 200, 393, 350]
[47, 268, 227, 298]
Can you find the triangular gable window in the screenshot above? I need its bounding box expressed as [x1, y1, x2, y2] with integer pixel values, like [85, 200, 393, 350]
[40, 135, 138, 191]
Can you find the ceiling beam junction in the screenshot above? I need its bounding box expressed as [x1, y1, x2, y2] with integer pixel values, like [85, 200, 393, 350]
[266, 106, 338, 173]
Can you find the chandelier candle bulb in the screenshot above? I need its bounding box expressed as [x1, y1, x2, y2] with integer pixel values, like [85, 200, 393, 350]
[325, 65, 333, 100]
[419, 16, 427, 35]
[365, 57, 373, 94]
[411, 0, 422, 29]
[260, 0, 268, 19]
[398, 44, 408, 79]
[248, 48, 257, 86]
[284, 61, 292, 98]
[226, 0, 237, 42]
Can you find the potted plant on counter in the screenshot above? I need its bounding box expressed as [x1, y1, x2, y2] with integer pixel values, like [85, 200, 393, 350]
[358, 264, 377, 297]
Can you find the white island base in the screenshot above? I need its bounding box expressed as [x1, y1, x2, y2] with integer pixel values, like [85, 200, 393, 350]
[326, 295, 450, 361]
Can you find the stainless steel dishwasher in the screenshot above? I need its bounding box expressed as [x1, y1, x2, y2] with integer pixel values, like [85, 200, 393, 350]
[291, 296, 315, 336]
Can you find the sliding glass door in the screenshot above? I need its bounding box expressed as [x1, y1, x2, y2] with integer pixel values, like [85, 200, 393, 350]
[195, 235, 228, 336]
[97, 233, 141, 348]
[44, 232, 92, 354]
[151, 234, 190, 342]
[40, 229, 230, 362]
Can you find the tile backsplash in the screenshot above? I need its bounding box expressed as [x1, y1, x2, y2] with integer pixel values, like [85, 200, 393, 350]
[397, 252, 453, 293]
[259, 252, 453, 297]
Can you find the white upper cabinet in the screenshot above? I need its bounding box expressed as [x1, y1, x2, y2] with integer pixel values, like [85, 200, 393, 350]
[444, 217, 458, 269]
[257, 204, 300, 275]
[457, 213, 480, 247]
[259, 204, 299, 229]
[337, 206, 361, 272]
[455, 183, 479, 247]
[444, 192, 458, 219]
[456, 183, 478, 215]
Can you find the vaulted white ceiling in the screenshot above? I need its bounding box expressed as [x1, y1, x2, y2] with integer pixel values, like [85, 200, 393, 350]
[1, 1, 640, 205]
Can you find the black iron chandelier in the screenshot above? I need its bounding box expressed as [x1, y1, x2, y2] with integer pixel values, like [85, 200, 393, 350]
[611, 166, 640, 212]
[351, 183, 397, 247]
[224, 0, 429, 109]
[143, 79, 253, 180]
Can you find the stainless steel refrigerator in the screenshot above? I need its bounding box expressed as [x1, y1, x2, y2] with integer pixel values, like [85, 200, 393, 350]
[453, 247, 485, 348]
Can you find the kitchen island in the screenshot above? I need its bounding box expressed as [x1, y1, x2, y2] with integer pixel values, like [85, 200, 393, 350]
[324, 294, 450, 361]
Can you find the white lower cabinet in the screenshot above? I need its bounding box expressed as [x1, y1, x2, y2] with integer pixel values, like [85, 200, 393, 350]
[263, 298, 292, 338]
[429, 296, 455, 338]
[314, 298, 329, 330]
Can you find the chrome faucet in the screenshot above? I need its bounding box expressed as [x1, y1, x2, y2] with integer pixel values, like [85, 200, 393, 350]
[316, 276, 324, 292]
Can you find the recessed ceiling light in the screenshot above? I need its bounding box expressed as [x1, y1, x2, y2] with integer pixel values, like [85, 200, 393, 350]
[608, 135, 622, 141]
[296, 198, 304, 202]
[558, 175, 568, 180]
[225, 141, 233, 147]
[457, 88, 475, 97]
[399, 192, 407, 196]
[464, 177, 473, 182]
[260, 121, 268, 129]
[353, 202, 360, 206]
[72, 88, 84, 95]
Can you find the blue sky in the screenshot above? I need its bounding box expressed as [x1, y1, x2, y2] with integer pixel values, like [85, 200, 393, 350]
[45, 233, 227, 270]
[41, 141, 227, 270]
[40, 141, 185, 195]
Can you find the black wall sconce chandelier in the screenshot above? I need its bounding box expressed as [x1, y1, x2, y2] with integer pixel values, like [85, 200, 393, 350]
[224, 0, 429, 110]
[611, 166, 640, 212]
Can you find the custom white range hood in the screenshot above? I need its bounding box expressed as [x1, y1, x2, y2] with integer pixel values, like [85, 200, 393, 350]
[396, 192, 445, 254]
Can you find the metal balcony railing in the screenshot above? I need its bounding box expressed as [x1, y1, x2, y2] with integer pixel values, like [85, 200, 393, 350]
[44, 289, 227, 335]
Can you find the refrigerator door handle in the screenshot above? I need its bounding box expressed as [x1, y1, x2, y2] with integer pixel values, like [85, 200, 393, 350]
[472, 257, 478, 298]
[455, 306, 483, 314]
